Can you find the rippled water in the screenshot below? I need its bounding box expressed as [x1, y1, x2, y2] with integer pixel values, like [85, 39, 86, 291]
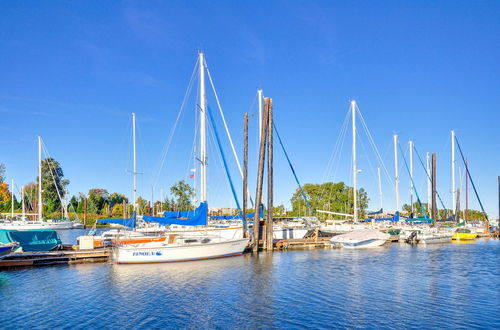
[0, 234, 498, 329]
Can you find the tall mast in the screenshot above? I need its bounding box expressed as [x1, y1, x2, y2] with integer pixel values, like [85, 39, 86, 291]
[21, 186, 25, 220]
[132, 112, 137, 212]
[393, 134, 399, 212]
[451, 129, 456, 215]
[38, 136, 43, 221]
[426, 152, 431, 213]
[465, 158, 469, 221]
[258, 89, 263, 144]
[409, 140, 414, 213]
[377, 167, 383, 210]
[199, 52, 207, 203]
[11, 179, 14, 218]
[351, 100, 357, 222]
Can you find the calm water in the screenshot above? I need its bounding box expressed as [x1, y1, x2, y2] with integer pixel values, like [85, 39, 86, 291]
[0, 231, 498, 329]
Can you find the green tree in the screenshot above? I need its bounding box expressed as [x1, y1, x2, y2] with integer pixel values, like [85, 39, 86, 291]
[136, 196, 149, 215]
[170, 180, 194, 211]
[109, 192, 128, 208]
[290, 182, 369, 219]
[39, 157, 69, 213]
[87, 188, 109, 214]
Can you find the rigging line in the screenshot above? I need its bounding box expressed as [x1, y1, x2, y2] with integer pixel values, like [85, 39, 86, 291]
[356, 107, 394, 187]
[319, 108, 351, 201]
[412, 145, 449, 215]
[40, 140, 66, 215]
[454, 135, 489, 221]
[152, 57, 199, 189]
[273, 121, 313, 215]
[206, 106, 245, 227]
[205, 64, 254, 207]
[398, 142, 428, 218]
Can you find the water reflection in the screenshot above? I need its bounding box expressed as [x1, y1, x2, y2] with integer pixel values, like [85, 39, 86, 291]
[0, 240, 498, 329]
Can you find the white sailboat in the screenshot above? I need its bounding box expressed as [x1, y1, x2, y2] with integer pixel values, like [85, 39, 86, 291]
[112, 52, 249, 263]
[0, 137, 79, 230]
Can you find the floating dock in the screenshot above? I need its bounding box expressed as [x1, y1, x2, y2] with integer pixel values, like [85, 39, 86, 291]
[0, 248, 110, 269]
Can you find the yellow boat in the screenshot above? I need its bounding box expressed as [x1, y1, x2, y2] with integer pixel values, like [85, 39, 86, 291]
[452, 228, 478, 240]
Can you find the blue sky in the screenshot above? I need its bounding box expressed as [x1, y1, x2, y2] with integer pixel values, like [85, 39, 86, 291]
[1, 1, 499, 217]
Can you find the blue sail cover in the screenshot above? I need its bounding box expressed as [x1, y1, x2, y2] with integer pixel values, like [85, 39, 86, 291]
[0, 229, 61, 251]
[97, 211, 136, 228]
[143, 202, 208, 226]
[364, 212, 400, 222]
[368, 208, 383, 215]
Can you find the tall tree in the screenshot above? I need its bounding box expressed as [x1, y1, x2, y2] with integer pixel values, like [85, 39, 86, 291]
[39, 157, 69, 213]
[170, 180, 194, 211]
[87, 188, 109, 214]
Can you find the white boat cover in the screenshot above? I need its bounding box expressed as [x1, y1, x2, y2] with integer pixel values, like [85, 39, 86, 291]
[330, 229, 390, 243]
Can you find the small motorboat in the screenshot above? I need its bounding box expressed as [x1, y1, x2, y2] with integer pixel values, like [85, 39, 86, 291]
[452, 228, 478, 240]
[330, 229, 390, 249]
[0, 242, 19, 258]
[400, 229, 453, 244]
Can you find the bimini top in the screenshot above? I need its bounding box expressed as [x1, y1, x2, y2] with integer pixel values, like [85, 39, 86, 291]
[143, 202, 208, 227]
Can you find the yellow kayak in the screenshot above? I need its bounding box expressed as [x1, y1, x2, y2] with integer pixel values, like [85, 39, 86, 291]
[452, 229, 478, 240]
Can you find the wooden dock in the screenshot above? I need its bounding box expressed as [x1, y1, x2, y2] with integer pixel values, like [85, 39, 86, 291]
[0, 248, 110, 269]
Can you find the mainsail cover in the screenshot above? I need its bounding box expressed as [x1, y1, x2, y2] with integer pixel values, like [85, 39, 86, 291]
[143, 202, 208, 226]
[97, 211, 136, 228]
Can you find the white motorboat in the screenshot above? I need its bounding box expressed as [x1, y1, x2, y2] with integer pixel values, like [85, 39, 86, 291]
[112, 235, 249, 264]
[330, 229, 390, 249]
[399, 229, 452, 244]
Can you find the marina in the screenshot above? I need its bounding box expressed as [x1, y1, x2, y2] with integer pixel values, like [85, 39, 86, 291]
[1, 1, 499, 329]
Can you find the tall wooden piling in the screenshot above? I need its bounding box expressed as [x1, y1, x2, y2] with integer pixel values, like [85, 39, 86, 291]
[253, 98, 269, 253]
[83, 198, 88, 229]
[265, 98, 274, 251]
[465, 158, 469, 221]
[243, 112, 249, 238]
[431, 153, 437, 221]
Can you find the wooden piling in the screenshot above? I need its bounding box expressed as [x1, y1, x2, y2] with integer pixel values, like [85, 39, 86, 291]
[243, 112, 249, 238]
[83, 198, 87, 229]
[431, 153, 437, 222]
[266, 98, 274, 251]
[253, 98, 269, 253]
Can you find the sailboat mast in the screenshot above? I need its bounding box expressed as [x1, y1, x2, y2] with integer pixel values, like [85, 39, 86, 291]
[377, 167, 383, 210]
[409, 140, 414, 213]
[393, 134, 399, 212]
[258, 89, 263, 144]
[21, 186, 25, 220]
[451, 129, 456, 215]
[132, 112, 137, 211]
[11, 179, 14, 218]
[199, 52, 207, 203]
[351, 100, 357, 222]
[38, 136, 43, 221]
[426, 152, 431, 214]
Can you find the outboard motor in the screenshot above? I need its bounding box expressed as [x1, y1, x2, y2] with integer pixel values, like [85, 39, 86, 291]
[405, 231, 418, 245]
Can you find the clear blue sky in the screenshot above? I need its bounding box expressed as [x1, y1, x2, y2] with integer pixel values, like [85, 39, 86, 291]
[1, 1, 499, 217]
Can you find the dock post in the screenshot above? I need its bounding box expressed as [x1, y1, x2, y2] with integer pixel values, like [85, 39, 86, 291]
[243, 112, 249, 238]
[266, 98, 274, 251]
[83, 198, 87, 229]
[253, 98, 269, 253]
[431, 153, 437, 222]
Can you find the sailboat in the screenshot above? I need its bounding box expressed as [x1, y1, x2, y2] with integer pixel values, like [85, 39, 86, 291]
[112, 52, 249, 263]
[0, 137, 79, 230]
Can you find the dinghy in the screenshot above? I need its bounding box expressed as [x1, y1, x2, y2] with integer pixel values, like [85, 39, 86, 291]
[330, 229, 390, 249]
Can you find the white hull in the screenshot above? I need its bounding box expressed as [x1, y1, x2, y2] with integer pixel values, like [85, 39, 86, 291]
[136, 226, 244, 240]
[0, 220, 78, 230]
[339, 239, 387, 249]
[113, 237, 249, 264]
[399, 230, 452, 244]
[330, 229, 390, 249]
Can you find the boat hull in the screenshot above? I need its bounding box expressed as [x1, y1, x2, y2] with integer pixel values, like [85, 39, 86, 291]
[339, 239, 387, 249]
[0, 221, 77, 230]
[113, 238, 249, 264]
[452, 232, 477, 240]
